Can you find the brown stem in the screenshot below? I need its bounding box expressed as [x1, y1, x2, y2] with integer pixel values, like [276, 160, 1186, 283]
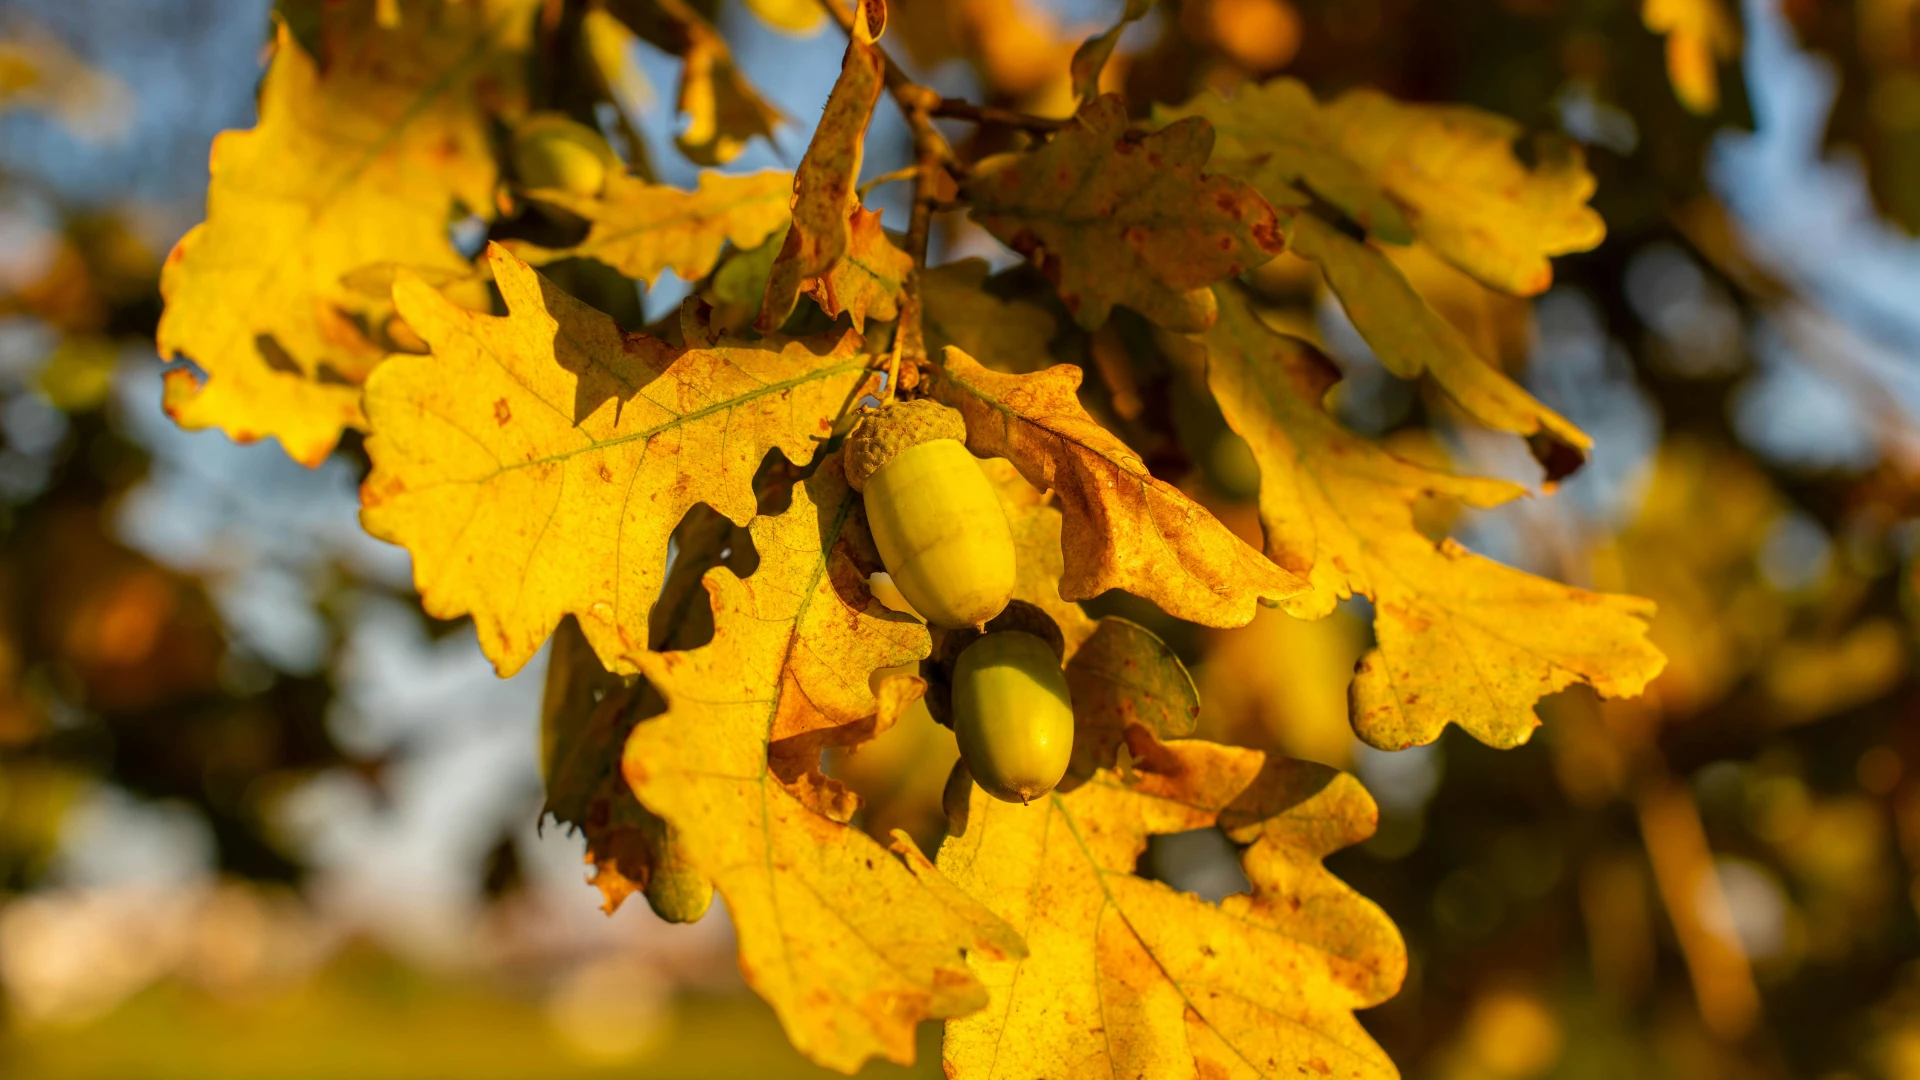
[929, 96, 1068, 134]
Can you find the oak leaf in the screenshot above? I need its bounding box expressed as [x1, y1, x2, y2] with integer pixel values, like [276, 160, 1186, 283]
[757, 0, 887, 331]
[930, 347, 1306, 628]
[511, 170, 793, 286]
[1644, 0, 1739, 114]
[623, 457, 1025, 1073]
[604, 0, 781, 165]
[1203, 283, 1665, 749]
[157, 1, 533, 466]
[939, 724, 1403, 1080]
[1287, 213, 1591, 481]
[800, 205, 913, 332]
[922, 260, 1059, 374]
[359, 243, 871, 677]
[965, 95, 1284, 332]
[1162, 78, 1604, 295]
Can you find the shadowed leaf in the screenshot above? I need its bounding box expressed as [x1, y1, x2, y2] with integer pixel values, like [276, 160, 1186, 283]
[1202, 283, 1664, 750]
[157, 0, 534, 465]
[360, 243, 871, 677]
[624, 457, 1025, 1074]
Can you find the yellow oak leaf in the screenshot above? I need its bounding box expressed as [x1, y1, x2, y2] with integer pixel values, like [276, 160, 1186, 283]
[800, 205, 913, 332]
[1644, 0, 1740, 114]
[1162, 78, 1604, 295]
[938, 724, 1403, 1080]
[1287, 213, 1592, 481]
[757, 0, 887, 332]
[622, 456, 1025, 1073]
[1203, 283, 1665, 750]
[930, 347, 1306, 628]
[604, 0, 781, 165]
[511, 169, 793, 285]
[743, 0, 827, 33]
[966, 95, 1285, 332]
[922, 260, 1059, 374]
[984, 457, 1097, 652]
[157, 0, 533, 466]
[359, 243, 872, 677]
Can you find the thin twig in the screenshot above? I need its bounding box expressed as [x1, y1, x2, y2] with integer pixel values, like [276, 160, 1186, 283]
[894, 107, 942, 369]
[929, 96, 1068, 134]
[856, 164, 919, 200]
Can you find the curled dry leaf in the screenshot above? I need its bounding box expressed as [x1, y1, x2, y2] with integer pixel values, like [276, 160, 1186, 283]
[966, 95, 1285, 332]
[1067, 0, 1148, 103]
[938, 724, 1403, 1080]
[757, 0, 887, 331]
[604, 0, 781, 165]
[623, 457, 1026, 1074]
[157, 0, 533, 466]
[1287, 214, 1592, 482]
[1204, 283, 1665, 750]
[932, 347, 1306, 627]
[511, 169, 793, 286]
[800, 204, 913, 332]
[360, 243, 871, 677]
[1162, 77, 1605, 295]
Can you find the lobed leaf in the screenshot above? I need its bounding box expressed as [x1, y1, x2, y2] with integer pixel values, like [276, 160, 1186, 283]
[360, 244, 871, 677]
[623, 457, 1025, 1074]
[939, 725, 1403, 1080]
[512, 170, 793, 286]
[966, 95, 1284, 332]
[157, 0, 534, 466]
[799, 205, 913, 332]
[922, 260, 1059, 374]
[1203, 283, 1665, 749]
[1161, 77, 1604, 295]
[1287, 214, 1591, 481]
[931, 347, 1306, 628]
[757, 0, 887, 331]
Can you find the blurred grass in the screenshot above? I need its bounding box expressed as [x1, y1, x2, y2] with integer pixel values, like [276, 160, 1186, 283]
[2, 947, 944, 1080]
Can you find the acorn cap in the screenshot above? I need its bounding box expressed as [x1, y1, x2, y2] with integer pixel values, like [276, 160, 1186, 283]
[844, 398, 968, 491]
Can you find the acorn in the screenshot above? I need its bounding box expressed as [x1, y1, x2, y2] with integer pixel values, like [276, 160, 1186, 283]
[847, 400, 1014, 630]
[510, 113, 617, 198]
[951, 631, 1075, 803]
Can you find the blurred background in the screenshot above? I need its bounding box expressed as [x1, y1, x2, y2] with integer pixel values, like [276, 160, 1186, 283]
[3, 0, 1920, 1076]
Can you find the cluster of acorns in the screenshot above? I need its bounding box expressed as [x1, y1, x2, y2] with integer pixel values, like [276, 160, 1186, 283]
[512, 120, 1075, 805]
[848, 400, 1075, 805]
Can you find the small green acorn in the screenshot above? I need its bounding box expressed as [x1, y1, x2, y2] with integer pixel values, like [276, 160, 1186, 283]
[951, 630, 1075, 804]
[511, 113, 617, 198]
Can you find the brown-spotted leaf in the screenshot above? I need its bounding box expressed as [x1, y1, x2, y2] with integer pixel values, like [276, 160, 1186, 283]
[801, 205, 913, 332]
[359, 243, 871, 678]
[965, 95, 1284, 332]
[922, 259, 1058, 374]
[757, 0, 886, 332]
[623, 458, 1025, 1074]
[1161, 77, 1604, 295]
[931, 347, 1306, 627]
[938, 726, 1403, 1080]
[511, 170, 792, 286]
[157, 0, 534, 466]
[1204, 283, 1665, 750]
[1288, 213, 1591, 482]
